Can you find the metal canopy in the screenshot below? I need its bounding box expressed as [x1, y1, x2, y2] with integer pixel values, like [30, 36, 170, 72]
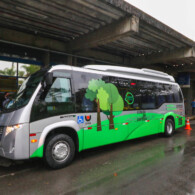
[0, 0, 195, 69]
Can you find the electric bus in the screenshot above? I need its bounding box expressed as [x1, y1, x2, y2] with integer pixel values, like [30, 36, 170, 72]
[0, 65, 185, 169]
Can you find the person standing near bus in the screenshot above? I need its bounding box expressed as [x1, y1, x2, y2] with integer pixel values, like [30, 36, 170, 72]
[192, 98, 195, 115]
[2, 92, 10, 108]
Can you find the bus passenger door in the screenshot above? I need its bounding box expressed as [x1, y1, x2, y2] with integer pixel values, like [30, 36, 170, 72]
[126, 110, 145, 140]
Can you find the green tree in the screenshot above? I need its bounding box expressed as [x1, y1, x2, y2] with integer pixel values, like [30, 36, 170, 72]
[18, 71, 25, 77]
[85, 79, 106, 131]
[97, 83, 124, 129]
[0, 63, 16, 76]
[22, 65, 40, 77]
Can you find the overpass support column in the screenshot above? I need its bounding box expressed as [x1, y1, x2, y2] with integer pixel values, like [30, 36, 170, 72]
[67, 56, 73, 65]
[67, 56, 77, 66]
[186, 84, 193, 116]
[43, 52, 50, 68]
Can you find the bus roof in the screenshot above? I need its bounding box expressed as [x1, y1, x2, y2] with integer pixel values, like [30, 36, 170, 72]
[84, 65, 175, 82]
[50, 65, 176, 84]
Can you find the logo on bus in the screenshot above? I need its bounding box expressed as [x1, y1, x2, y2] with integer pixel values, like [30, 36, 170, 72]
[85, 115, 91, 121]
[125, 92, 134, 105]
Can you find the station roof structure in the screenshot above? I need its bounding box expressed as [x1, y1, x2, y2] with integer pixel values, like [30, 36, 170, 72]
[0, 0, 195, 72]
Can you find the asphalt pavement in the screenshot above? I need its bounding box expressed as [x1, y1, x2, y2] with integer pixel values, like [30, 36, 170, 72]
[0, 124, 194, 195]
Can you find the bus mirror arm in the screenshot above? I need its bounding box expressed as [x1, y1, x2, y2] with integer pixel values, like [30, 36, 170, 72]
[45, 72, 53, 86]
[41, 72, 53, 89]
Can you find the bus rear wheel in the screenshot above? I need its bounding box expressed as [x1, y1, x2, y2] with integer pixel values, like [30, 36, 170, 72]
[164, 119, 174, 137]
[44, 134, 75, 169]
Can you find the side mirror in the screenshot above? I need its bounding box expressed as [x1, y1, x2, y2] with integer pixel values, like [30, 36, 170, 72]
[45, 72, 53, 86]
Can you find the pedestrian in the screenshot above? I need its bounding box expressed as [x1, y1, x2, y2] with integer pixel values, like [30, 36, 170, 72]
[0, 92, 7, 110]
[191, 98, 195, 115]
[0, 93, 4, 111]
[2, 92, 10, 108]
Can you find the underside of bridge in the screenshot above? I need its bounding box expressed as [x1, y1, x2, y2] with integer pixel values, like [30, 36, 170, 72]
[0, 0, 195, 113]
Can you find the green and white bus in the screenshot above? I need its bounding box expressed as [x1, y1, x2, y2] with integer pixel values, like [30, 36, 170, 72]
[0, 65, 185, 169]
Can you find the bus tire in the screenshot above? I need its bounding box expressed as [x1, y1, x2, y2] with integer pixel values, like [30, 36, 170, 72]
[164, 118, 174, 137]
[44, 134, 75, 169]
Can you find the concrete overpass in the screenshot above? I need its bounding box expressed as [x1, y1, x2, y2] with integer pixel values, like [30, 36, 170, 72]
[0, 0, 195, 113]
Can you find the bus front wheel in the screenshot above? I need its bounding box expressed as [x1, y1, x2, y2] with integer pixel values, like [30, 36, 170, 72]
[44, 134, 75, 169]
[164, 119, 174, 137]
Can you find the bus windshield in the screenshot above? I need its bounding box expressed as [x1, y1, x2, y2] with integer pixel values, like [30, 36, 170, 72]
[3, 69, 47, 111]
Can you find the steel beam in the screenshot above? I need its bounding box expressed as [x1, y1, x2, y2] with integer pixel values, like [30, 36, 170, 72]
[67, 16, 139, 52]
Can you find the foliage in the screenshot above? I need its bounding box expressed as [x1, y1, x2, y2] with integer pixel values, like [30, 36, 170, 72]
[0, 64, 40, 77]
[85, 89, 97, 101]
[18, 71, 25, 77]
[98, 83, 124, 116]
[0, 63, 16, 76]
[85, 79, 106, 100]
[85, 79, 124, 130]
[97, 88, 109, 110]
[22, 65, 40, 77]
[85, 79, 107, 131]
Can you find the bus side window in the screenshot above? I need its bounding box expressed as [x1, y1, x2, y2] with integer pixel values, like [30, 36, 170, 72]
[73, 72, 108, 113]
[164, 85, 174, 103]
[172, 85, 182, 103]
[140, 81, 156, 109]
[156, 83, 166, 107]
[31, 77, 74, 122]
[157, 95, 166, 107]
[141, 94, 156, 109]
[45, 78, 72, 102]
[130, 80, 141, 110]
[116, 78, 141, 111]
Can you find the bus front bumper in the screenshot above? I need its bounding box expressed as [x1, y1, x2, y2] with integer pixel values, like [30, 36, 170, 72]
[0, 124, 30, 160]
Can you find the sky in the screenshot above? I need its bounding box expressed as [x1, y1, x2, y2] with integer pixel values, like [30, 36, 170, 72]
[125, 0, 195, 41]
[0, 61, 27, 72]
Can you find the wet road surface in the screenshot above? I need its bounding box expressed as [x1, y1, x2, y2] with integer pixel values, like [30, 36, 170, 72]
[0, 126, 195, 195]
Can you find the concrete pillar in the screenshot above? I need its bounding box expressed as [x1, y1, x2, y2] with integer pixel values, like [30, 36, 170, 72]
[182, 81, 194, 116]
[43, 52, 50, 68]
[187, 85, 192, 116]
[67, 56, 73, 65]
[67, 56, 77, 66]
[73, 57, 77, 66]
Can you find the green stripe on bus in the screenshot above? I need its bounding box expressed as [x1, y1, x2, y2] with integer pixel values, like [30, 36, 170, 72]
[80, 112, 185, 150]
[166, 105, 176, 108]
[166, 108, 177, 110]
[30, 145, 44, 158]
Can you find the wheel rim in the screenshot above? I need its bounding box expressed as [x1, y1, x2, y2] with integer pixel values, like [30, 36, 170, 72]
[167, 122, 173, 134]
[52, 141, 70, 162]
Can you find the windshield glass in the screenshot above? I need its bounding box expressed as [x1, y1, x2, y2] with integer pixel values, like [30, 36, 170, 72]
[3, 69, 47, 111]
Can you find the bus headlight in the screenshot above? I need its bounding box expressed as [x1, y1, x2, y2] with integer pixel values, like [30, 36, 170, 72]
[5, 124, 22, 136]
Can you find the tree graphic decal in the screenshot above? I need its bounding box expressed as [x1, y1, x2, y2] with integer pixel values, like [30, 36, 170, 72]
[85, 79, 124, 130]
[85, 79, 106, 131]
[97, 83, 124, 129]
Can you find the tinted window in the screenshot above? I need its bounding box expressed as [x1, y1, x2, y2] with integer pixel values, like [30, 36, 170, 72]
[156, 83, 166, 107]
[115, 78, 141, 111]
[73, 71, 109, 112]
[3, 69, 47, 111]
[139, 81, 157, 109]
[172, 85, 182, 103]
[164, 85, 174, 103]
[45, 78, 72, 103]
